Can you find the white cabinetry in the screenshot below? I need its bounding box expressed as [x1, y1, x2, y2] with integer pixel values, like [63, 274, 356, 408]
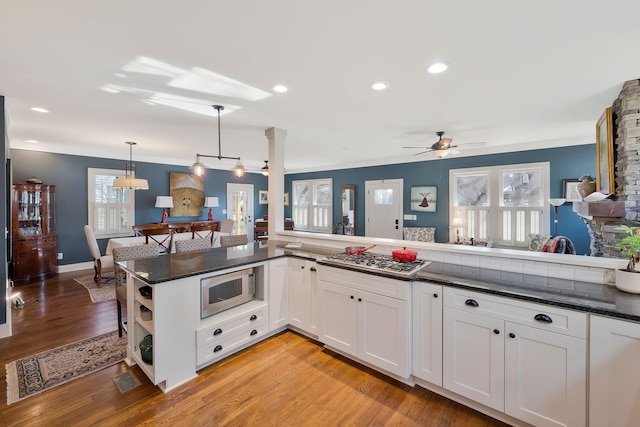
[590, 314, 640, 427]
[268, 258, 288, 331]
[412, 281, 443, 386]
[287, 258, 318, 336]
[318, 266, 411, 379]
[443, 288, 587, 427]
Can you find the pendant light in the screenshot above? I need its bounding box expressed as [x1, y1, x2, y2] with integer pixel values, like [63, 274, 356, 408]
[113, 141, 149, 190]
[261, 160, 269, 176]
[191, 105, 245, 177]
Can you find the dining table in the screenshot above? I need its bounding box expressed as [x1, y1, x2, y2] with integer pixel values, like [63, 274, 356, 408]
[106, 231, 229, 255]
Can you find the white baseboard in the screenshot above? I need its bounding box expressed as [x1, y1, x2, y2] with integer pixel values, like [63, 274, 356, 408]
[58, 262, 93, 273]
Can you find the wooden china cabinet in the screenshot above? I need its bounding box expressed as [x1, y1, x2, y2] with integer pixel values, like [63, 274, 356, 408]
[11, 183, 58, 285]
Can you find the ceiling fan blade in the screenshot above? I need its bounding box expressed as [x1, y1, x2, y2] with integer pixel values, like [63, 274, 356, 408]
[402, 146, 429, 149]
[412, 150, 432, 156]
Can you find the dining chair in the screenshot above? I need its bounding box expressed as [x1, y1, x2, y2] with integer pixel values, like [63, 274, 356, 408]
[83, 225, 114, 286]
[140, 228, 174, 253]
[220, 218, 234, 234]
[175, 237, 212, 253]
[190, 221, 218, 246]
[220, 234, 248, 247]
[112, 243, 159, 337]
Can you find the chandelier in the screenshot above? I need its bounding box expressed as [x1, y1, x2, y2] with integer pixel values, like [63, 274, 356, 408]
[113, 141, 149, 190]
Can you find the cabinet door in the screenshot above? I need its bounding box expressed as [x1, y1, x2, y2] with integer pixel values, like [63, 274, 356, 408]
[505, 322, 586, 427]
[590, 315, 640, 427]
[443, 308, 505, 411]
[412, 282, 443, 386]
[288, 258, 310, 329]
[358, 289, 410, 378]
[268, 258, 288, 331]
[319, 280, 357, 356]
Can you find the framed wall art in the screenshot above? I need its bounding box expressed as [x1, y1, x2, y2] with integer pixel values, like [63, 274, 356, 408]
[259, 190, 268, 205]
[169, 172, 204, 217]
[596, 107, 615, 194]
[410, 186, 437, 212]
[562, 179, 581, 203]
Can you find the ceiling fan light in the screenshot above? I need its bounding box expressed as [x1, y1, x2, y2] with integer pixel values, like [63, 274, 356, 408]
[261, 160, 269, 176]
[433, 149, 450, 158]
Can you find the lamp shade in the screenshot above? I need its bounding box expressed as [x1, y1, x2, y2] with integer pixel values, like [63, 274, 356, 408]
[113, 177, 149, 190]
[548, 198, 567, 207]
[204, 197, 219, 208]
[155, 196, 174, 208]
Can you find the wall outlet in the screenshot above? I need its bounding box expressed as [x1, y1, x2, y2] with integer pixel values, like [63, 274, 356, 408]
[222, 209, 227, 214]
[403, 214, 413, 220]
[57, 252, 63, 260]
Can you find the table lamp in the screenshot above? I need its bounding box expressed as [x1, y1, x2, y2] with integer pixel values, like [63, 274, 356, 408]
[155, 196, 174, 223]
[204, 197, 219, 221]
[548, 198, 566, 236]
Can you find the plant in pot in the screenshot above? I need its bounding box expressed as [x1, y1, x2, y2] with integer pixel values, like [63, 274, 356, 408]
[611, 225, 640, 293]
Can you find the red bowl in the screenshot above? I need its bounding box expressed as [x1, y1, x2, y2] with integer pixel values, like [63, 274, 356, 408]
[392, 247, 418, 262]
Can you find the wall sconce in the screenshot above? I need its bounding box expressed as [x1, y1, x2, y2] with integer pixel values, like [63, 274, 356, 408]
[204, 197, 219, 221]
[548, 198, 566, 236]
[155, 196, 174, 223]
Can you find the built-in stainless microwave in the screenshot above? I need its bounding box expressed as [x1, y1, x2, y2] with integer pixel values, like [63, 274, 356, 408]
[201, 268, 255, 318]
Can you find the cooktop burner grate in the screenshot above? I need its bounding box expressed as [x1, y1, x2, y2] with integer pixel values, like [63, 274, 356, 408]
[322, 252, 429, 277]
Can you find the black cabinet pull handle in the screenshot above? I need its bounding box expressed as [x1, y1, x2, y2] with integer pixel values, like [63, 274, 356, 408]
[433, 293, 439, 298]
[214, 345, 223, 353]
[301, 266, 305, 269]
[509, 332, 516, 339]
[534, 313, 553, 323]
[213, 328, 223, 336]
[465, 299, 479, 307]
[250, 329, 258, 336]
[493, 329, 500, 335]
[249, 314, 257, 321]
[310, 267, 317, 272]
[350, 295, 354, 299]
[358, 298, 362, 302]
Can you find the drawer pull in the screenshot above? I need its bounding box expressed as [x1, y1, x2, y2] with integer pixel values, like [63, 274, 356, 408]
[465, 299, 479, 307]
[350, 295, 354, 299]
[493, 329, 500, 335]
[433, 293, 439, 298]
[213, 345, 223, 353]
[250, 314, 257, 321]
[213, 328, 223, 336]
[250, 329, 258, 336]
[534, 313, 553, 324]
[509, 332, 516, 338]
[310, 267, 317, 272]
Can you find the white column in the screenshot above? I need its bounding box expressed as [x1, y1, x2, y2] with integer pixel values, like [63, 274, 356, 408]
[265, 127, 287, 238]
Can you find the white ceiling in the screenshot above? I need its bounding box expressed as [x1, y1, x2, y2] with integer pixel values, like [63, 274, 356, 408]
[2, 1, 640, 174]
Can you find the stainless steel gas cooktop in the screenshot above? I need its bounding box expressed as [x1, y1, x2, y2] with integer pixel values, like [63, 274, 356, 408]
[321, 252, 429, 278]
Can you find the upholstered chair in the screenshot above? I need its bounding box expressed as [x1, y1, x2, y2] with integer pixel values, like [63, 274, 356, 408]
[220, 218, 234, 234]
[220, 234, 248, 247]
[175, 237, 212, 253]
[83, 225, 114, 286]
[112, 243, 159, 337]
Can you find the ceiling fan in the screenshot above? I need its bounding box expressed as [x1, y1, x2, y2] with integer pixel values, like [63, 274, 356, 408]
[403, 131, 486, 158]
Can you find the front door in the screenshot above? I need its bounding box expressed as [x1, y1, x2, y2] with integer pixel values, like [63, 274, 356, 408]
[226, 183, 254, 241]
[365, 179, 403, 239]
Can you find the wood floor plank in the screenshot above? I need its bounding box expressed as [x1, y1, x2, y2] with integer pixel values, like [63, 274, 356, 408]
[0, 270, 508, 426]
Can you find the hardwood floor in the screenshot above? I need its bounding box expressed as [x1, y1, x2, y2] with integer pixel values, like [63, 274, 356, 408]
[0, 270, 508, 426]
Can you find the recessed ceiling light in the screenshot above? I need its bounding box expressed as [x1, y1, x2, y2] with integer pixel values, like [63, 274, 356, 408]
[26, 139, 38, 143]
[31, 107, 49, 113]
[427, 62, 449, 74]
[272, 84, 288, 93]
[102, 86, 121, 94]
[371, 81, 389, 91]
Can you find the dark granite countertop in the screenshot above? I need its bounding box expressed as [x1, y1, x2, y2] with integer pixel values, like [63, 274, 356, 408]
[417, 262, 640, 322]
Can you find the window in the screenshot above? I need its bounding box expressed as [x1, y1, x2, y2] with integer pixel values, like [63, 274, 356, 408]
[292, 178, 332, 233]
[450, 162, 549, 248]
[88, 168, 135, 238]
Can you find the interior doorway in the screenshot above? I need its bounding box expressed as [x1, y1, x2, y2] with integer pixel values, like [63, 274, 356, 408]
[365, 179, 403, 239]
[226, 183, 254, 241]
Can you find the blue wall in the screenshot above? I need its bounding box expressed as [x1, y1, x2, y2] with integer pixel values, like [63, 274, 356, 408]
[285, 144, 595, 255]
[11, 149, 268, 266]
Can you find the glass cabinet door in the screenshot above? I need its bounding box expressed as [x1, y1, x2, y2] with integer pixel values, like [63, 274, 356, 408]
[13, 184, 55, 237]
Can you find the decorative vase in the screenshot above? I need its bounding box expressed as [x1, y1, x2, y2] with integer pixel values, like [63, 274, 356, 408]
[614, 268, 640, 294]
[577, 174, 596, 199]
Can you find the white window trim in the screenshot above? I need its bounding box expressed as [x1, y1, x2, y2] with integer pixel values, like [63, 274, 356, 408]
[292, 178, 333, 233]
[88, 167, 136, 239]
[449, 162, 550, 248]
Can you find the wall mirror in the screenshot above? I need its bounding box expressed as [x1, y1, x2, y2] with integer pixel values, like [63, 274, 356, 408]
[340, 184, 356, 235]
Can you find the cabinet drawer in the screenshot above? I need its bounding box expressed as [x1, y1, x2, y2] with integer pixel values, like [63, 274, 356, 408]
[197, 305, 266, 347]
[197, 322, 266, 366]
[443, 287, 586, 339]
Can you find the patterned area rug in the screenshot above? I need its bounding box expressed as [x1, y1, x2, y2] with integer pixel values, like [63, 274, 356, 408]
[74, 275, 116, 303]
[5, 330, 126, 405]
